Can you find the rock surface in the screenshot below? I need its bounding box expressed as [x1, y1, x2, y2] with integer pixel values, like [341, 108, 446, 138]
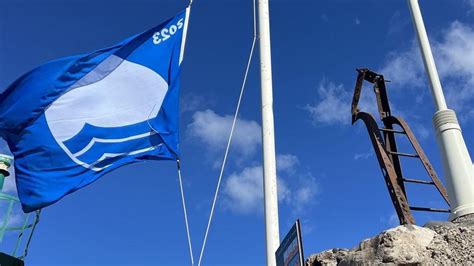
[307, 214, 474, 265]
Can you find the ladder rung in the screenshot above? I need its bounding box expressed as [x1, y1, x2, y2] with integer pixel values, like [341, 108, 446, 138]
[386, 151, 419, 158]
[379, 128, 406, 134]
[410, 206, 450, 213]
[402, 178, 435, 185]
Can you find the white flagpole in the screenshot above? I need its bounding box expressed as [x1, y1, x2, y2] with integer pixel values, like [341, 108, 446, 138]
[408, 0, 474, 220]
[258, 0, 280, 265]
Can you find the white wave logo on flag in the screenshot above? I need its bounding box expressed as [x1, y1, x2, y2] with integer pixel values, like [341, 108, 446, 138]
[45, 55, 168, 171]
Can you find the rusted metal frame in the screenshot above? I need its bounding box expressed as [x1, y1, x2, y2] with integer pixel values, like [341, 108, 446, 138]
[379, 128, 405, 134]
[409, 206, 450, 213]
[368, 71, 407, 197]
[351, 69, 367, 123]
[352, 111, 415, 225]
[351, 69, 410, 218]
[384, 116, 450, 206]
[352, 69, 392, 120]
[402, 178, 434, 185]
[371, 70, 449, 209]
[351, 68, 450, 223]
[382, 127, 408, 197]
[386, 151, 419, 158]
[372, 75, 392, 119]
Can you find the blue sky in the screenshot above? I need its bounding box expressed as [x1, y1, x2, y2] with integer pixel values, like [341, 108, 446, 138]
[1, 0, 474, 265]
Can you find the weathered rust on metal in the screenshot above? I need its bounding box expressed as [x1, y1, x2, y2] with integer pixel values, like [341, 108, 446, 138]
[351, 69, 366, 123]
[353, 111, 415, 225]
[353, 69, 407, 198]
[384, 116, 450, 205]
[351, 68, 450, 225]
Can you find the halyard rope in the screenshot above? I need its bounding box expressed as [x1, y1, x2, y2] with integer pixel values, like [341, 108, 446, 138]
[147, 3, 196, 265]
[177, 160, 195, 265]
[197, 0, 257, 264]
[175, 3, 195, 265]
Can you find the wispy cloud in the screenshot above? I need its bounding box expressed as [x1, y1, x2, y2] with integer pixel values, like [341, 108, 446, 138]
[222, 154, 319, 214]
[354, 151, 373, 161]
[380, 212, 399, 228]
[320, 14, 329, 23]
[387, 11, 411, 37]
[466, 0, 474, 10]
[222, 165, 266, 214]
[291, 174, 319, 211]
[187, 109, 261, 160]
[354, 17, 361, 26]
[305, 80, 351, 126]
[436, 22, 474, 119]
[276, 154, 299, 174]
[410, 122, 430, 140]
[276, 154, 320, 211]
[305, 79, 379, 127]
[380, 43, 424, 89]
[381, 21, 474, 122]
[180, 92, 213, 114]
[188, 111, 320, 215]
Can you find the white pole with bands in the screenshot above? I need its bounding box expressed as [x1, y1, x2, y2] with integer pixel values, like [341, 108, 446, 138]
[258, 0, 280, 265]
[408, 0, 474, 220]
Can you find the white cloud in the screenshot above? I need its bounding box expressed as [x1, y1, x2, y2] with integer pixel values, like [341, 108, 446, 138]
[320, 14, 329, 23]
[187, 109, 261, 158]
[305, 79, 379, 127]
[380, 212, 399, 228]
[380, 43, 424, 89]
[436, 22, 474, 76]
[305, 80, 351, 126]
[381, 21, 474, 121]
[180, 92, 212, 114]
[387, 11, 411, 37]
[222, 165, 265, 214]
[410, 122, 430, 140]
[435, 22, 474, 118]
[222, 165, 292, 214]
[222, 154, 318, 214]
[276, 154, 299, 174]
[354, 151, 373, 161]
[466, 0, 474, 10]
[292, 174, 318, 209]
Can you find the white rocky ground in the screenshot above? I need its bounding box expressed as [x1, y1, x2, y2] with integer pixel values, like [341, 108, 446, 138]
[307, 214, 474, 265]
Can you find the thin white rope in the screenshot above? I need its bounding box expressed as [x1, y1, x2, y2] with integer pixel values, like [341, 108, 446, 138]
[197, 0, 257, 264]
[177, 160, 195, 266]
[146, 4, 195, 265]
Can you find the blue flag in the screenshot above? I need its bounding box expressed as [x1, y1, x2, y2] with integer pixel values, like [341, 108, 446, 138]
[0, 8, 190, 212]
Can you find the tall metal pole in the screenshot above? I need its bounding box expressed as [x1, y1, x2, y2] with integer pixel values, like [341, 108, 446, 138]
[258, 0, 280, 265]
[408, 0, 474, 220]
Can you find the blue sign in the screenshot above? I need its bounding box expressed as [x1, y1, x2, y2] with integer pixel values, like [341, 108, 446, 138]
[276, 219, 304, 266]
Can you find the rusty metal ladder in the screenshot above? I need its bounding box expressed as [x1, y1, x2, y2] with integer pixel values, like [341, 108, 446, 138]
[351, 68, 450, 225]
